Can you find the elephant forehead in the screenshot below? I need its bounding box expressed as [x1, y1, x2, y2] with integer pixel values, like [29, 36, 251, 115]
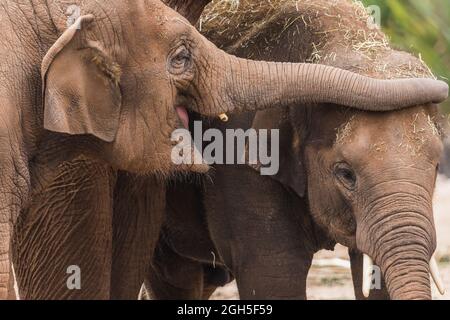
[116, 0, 190, 35]
[336, 107, 443, 161]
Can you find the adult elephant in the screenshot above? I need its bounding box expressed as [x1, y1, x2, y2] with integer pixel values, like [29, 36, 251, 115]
[145, 0, 448, 300]
[3, 0, 442, 300]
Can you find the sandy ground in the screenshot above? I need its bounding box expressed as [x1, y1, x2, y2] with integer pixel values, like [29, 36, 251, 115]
[210, 175, 450, 300]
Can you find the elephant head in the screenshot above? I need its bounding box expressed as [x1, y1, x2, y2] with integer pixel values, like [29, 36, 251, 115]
[40, 0, 448, 175]
[243, 0, 447, 300]
[251, 78, 445, 302]
[303, 104, 443, 300]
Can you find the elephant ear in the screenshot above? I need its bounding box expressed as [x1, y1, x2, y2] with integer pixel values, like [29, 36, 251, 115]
[163, 0, 212, 24]
[248, 108, 307, 198]
[41, 15, 122, 143]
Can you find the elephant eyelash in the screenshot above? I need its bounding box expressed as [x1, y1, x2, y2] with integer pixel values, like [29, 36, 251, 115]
[90, 52, 122, 87]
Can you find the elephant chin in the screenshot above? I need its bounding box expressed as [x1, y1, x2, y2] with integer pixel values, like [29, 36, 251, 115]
[179, 162, 210, 174]
[171, 133, 210, 175]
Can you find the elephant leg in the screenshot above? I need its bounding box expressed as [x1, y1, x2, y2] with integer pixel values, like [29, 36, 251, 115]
[233, 248, 312, 300]
[0, 225, 16, 300]
[13, 156, 116, 299]
[110, 173, 165, 300]
[204, 166, 320, 300]
[142, 179, 228, 300]
[144, 237, 209, 300]
[0, 104, 30, 300]
[349, 248, 390, 300]
[202, 264, 232, 299]
[0, 224, 13, 299]
[145, 263, 226, 300]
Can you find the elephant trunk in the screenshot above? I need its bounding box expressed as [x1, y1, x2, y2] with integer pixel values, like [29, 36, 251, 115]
[357, 184, 437, 300]
[0, 189, 24, 300]
[0, 223, 11, 298]
[194, 46, 448, 116]
[0, 131, 30, 299]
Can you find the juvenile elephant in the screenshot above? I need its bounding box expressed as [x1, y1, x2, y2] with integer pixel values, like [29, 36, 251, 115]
[4, 0, 445, 300]
[145, 0, 448, 300]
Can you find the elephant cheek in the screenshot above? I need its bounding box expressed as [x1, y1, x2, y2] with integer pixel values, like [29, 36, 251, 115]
[104, 115, 209, 174]
[102, 121, 168, 173]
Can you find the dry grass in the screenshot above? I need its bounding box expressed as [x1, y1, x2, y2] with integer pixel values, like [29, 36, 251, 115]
[201, 0, 441, 153]
[335, 111, 443, 157]
[396, 112, 443, 156]
[201, 0, 435, 79]
[335, 115, 355, 145]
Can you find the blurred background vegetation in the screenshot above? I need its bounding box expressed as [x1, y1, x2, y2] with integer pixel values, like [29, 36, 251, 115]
[361, 0, 450, 112]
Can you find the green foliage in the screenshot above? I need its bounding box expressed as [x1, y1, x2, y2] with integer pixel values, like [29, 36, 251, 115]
[361, 0, 450, 112]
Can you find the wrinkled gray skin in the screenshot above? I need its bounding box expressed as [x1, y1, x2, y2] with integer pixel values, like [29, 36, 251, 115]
[2, 0, 432, 300]
[145, 0, 446, 300]
[439, 137, 450, 178]
[4, 0, 442, 300]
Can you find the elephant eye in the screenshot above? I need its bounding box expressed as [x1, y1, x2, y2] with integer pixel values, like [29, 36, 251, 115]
[169, 45, 192, 75]
[334, 162, 357, 190]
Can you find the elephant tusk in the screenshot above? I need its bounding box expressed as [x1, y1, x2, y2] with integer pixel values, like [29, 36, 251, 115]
[430, 254, 446, 295]
[219, 113, 229, 122]
[362, 254, 374, 298]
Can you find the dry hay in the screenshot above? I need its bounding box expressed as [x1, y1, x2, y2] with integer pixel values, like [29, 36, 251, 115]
[333, 111, 444, 158]
[201, 0, 443, 154]
[335, 115, 355, 145]
[199, 0, 302, 55]
[403, 112, 439, 155]
[200, 0, 435, 80]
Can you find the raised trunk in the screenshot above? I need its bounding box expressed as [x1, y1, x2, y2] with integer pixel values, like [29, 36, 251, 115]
[357, 183, 436, 300]
[194, 45, 448, 116]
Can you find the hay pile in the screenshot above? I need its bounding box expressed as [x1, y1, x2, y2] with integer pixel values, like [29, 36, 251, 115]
[200, 0, 444, 149]
[200, 0, 435, 79]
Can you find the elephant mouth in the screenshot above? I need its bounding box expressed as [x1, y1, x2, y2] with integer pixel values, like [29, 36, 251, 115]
[175, 106, 190, 129]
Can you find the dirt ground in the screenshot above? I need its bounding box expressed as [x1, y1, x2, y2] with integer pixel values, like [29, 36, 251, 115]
[210, 175, 450, 300]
